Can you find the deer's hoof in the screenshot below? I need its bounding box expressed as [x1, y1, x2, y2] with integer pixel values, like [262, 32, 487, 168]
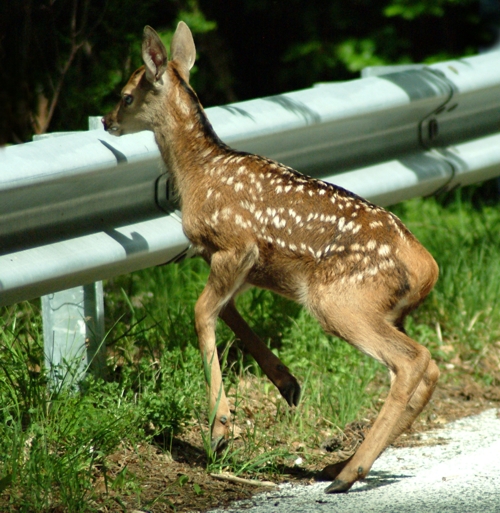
[316, 457, 352, 481]
[324, 479, 352, 494]
[210, 435, 228, 453]
[280, 379, 301, 407]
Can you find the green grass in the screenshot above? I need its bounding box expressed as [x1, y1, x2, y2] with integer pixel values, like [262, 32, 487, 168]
[0, 312, 139, 512]
[1, 184, 500, 510]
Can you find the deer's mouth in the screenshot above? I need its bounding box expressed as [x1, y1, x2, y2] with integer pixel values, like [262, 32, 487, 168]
[101, 117, 121, 135]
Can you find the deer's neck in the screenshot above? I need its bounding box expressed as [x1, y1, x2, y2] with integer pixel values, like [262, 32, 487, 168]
[152, 67, 229, 202]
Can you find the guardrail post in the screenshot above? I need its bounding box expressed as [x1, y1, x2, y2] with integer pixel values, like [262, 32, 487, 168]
[42, 282, 106, 389]
[40, 119, 107, 388]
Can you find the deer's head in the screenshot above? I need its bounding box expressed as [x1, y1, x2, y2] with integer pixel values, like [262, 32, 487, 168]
[102, 22, 196, 136]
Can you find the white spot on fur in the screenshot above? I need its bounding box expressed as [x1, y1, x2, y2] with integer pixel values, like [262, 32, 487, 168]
[221, 207, 232, 220]
[201, 147, 214, 159]
[378, 244, 391, 256]
[234, 182, 244, 192]
[379, 259, 396, 270]
[344, 221, 355, 232]
[240, 200, 256, 213]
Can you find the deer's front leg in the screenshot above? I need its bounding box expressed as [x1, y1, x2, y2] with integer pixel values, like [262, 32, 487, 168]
[219, 300, 301, 407]
[195, 287, 231, 451]
[195, 246, 259, 450]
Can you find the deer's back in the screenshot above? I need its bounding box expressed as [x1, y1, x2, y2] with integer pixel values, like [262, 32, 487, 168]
[181, 152, 436, 307]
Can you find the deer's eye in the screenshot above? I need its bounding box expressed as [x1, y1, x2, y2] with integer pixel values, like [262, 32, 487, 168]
[123, 94, 134, 106]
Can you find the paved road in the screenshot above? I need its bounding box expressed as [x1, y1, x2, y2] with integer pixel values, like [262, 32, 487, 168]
[208, 408, 500, 513]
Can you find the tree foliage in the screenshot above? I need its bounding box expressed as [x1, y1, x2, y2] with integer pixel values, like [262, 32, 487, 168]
[0, 0, 489, 144]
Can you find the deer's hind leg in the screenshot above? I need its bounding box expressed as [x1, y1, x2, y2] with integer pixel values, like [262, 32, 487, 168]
[308, 287, 438, 492]
[219, 300, 301, 407]
[320, 356, 439, 487]
[195, 245, 259, 450]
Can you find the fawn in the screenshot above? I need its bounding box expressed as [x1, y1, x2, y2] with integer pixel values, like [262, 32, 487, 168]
[102, 22, 440, 493]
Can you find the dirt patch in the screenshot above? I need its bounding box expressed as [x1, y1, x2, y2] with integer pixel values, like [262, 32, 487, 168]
[94, 373, 500, 513]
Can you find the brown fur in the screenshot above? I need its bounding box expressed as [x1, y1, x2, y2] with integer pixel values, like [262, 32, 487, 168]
[103, 22, 440, 493]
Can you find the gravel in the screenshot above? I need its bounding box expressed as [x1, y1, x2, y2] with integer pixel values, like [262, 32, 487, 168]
[208, 408, 500, 513]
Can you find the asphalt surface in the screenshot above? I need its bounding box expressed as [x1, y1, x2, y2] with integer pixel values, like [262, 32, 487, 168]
[208, 408, 500, 513]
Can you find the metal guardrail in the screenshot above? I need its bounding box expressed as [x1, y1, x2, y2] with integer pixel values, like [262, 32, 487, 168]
[1, 50, 500, 384]
[2, 50, 500, 307]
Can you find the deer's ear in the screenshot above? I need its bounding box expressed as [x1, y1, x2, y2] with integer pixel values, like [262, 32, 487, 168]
[170, 21, 196, 80]
[142, 26, 168, 83]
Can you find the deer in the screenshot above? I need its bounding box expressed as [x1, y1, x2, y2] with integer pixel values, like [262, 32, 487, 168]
[102, 22, 440, 493]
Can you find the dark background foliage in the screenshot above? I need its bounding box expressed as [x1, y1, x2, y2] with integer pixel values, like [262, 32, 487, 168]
[0, 0, 496, 145]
